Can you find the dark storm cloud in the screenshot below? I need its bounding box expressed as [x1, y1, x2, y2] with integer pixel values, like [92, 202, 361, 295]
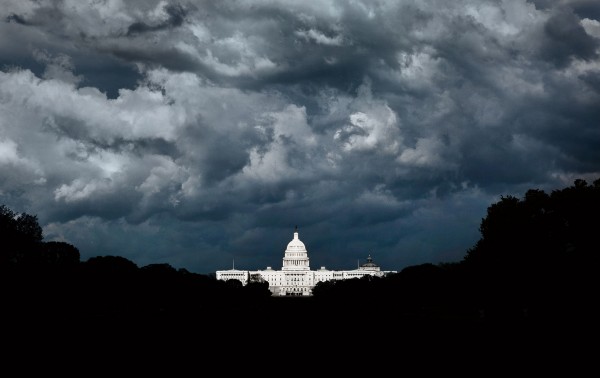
[579, 70, 600, 91]
[1, 7, 143, 98]
[568, 0, 600, 20]
[6, 13, 28, 25]
[541, 9, 599, 67]
[41, 114, 180, 159]
[127, 4, 187, 35]
[76, 56, 143, 99]
[1, 0, 599, 274]
[109, 45, 202, 74]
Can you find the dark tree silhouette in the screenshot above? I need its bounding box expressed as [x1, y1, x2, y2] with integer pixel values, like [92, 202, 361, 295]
[37, 241, 80, 266]
[0, 204, 43, 266]
[461, 178, 600, 321]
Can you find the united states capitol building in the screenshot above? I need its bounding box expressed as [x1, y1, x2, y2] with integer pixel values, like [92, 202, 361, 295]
[216, 227, 397, 296]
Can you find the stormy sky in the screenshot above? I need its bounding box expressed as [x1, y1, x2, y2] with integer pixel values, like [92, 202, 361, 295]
[1, 0, 599, 275]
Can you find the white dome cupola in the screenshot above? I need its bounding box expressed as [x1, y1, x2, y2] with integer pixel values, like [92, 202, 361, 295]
[282, 226, 310, 271]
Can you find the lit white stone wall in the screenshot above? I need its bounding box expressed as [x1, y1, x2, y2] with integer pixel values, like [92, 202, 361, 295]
[215, 269, 249, 285]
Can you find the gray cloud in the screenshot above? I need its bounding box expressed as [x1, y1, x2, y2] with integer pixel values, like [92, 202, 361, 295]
[541, 8, 599, 67]
[127, 3, 187, 36]
[1, 0, 599, 274]
[6, 13, 28, 25]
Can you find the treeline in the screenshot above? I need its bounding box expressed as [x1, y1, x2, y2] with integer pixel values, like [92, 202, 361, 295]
[312, 178, 600, 326]
[1, 204, 272, 324]
[2, 178, 599, 328]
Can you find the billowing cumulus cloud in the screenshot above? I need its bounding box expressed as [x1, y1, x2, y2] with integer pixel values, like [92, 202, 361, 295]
[1, 0, 599, 274]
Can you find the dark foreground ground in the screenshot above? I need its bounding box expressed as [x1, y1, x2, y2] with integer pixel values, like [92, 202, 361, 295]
[4, 296, 593, 375]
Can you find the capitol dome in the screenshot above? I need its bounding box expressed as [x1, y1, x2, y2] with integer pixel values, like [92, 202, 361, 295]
[286, 230, 306, 251]
[282, 226, 310, 271]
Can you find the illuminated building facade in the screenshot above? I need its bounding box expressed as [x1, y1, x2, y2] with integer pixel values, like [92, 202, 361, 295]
[216, 227, 396, 296]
